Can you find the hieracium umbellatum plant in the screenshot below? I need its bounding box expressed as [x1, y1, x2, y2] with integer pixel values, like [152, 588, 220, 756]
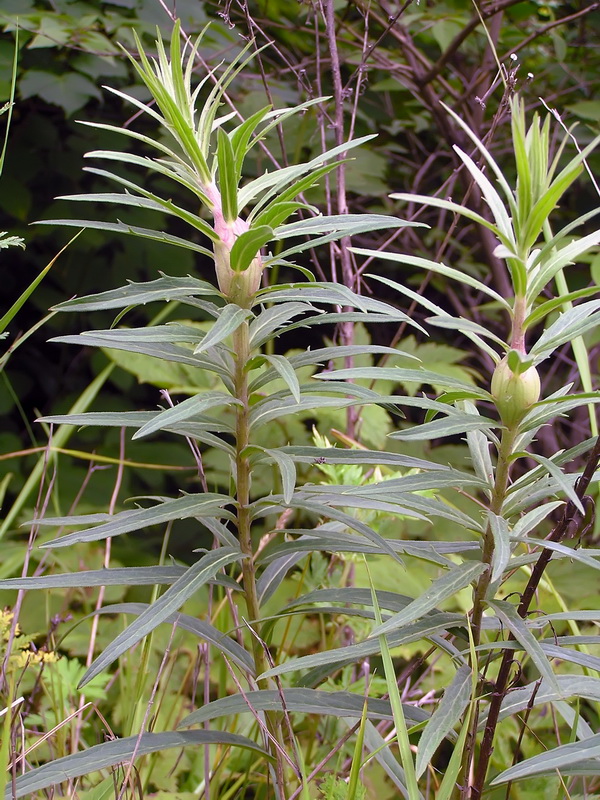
[2, 23, 600, 800]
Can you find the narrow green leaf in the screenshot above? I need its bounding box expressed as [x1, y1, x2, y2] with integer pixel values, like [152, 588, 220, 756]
[390, 414, 498, 441]
[37, 219, 216, 254]
[9, 731, 268, 798]
[370, 563, 485, 637]
[38, 493, 234, 549]
[527, 452, 585, 514]
[229, 225, 273, 272]
[51, 276, 217, 313]
[415, 665, 472, 778]
[133, 392, 240, 440]
[91, 601, 252, 674]
[491, 732, 600, 785]
[261, 354, 301, 403]
[489, 600, 560, 692]
[179, 689, 399, 729]
[216, 128, 238, 221]
[248, 302, 313, 348]
[81, 547, 242, 685]
[193, 304, 251, 354]
[488, 512, 511, 583]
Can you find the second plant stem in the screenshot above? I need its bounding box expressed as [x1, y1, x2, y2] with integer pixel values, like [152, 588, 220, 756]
[232, 321, 288, 798]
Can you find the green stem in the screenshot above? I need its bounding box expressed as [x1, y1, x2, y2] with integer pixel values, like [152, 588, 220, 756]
[460, 424, 518, 799]
[232, 321, 288, 798]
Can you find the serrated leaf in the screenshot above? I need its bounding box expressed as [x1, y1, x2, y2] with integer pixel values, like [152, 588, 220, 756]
[8, 731, 268, 798]
[51, 276, 218, 313]
[248, 302, 313, 348]
[81, 547, 242, 685]
[416, 665, 472, 778]
[370, 563, 484, 637]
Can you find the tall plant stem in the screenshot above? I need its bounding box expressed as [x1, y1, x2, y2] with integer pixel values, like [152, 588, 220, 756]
[469, 435, 600, 800]
[461, 423, 518, 799]
[232, 321, 288, 798]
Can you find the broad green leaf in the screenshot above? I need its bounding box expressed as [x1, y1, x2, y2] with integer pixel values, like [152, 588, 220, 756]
[90, 601, 253, 674]
[216, 127, 238, 221]
[489, 600, 560, 692]
[132, 392, 240, 440]
[52, 276, 218, 313]
[229, 225, 273, 272]
[416, 665, 472, 778]
[81, 547, 242, 685]
[370, 563, 484, 637]
[193, 304, 251, 354]
[491, 732, 600, 785]
[38, 493, 234, 549]
[179, 689, 401, 729]
[9, 731, 268, 798]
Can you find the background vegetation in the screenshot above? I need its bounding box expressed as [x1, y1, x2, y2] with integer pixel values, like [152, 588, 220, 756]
[1, 1, 600, 798]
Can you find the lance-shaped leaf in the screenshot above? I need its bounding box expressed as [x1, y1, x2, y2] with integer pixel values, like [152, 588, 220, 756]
[491, 732, 600, 785]
[260, 354, 301, 402]
[91, 602, 252, 673]
[488, 512, 511, 583]
[369, 563, 485, 637]
[229, 225, 273, 272]
[390, 413, 498, 441]
[259, 613, 463, 679]
[38, 219, 215, 257]
[8, 731, 269, 799]
[193, 304, 252, 354]
[179, 688, 408, 728]
[248, 301, 313, 347]
[531, 300, 600, 359]
[256, 551, 307, 606]
[37, 493, 234, 549]
[489, 600, 560, 692]
[416, 665, 472, 778]
[80, 547, 242, 685]
[276, 446, 442, 471]
[132, 391, 240, 440]
[51, 276, 218, 313]
[264, 447, 297, 504]
[216, 127, 238, 221]
[317, 366, 488, 397]
[0, 566, 240, 593]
